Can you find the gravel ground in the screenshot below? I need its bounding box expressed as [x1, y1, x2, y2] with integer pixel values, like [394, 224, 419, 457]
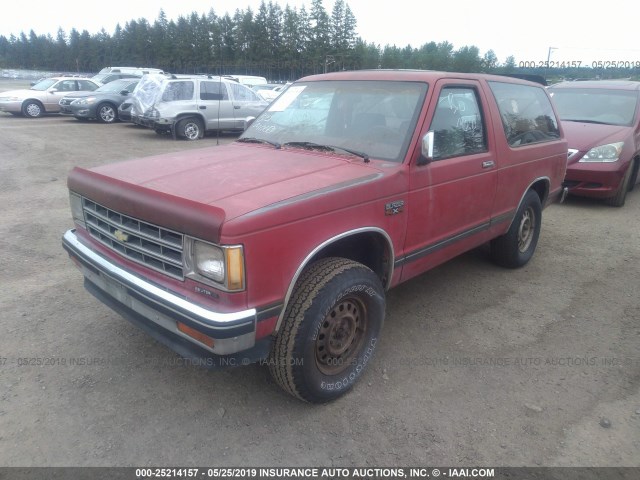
[1, 79, 639, 468]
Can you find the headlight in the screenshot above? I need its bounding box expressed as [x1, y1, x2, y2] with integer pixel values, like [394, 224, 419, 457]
[579, 142, 624, 163]
[184, 238, 245, 291]
[69, 192, 85, 228]
[73, 97, 96, 106]
[194, 241, 225, 282]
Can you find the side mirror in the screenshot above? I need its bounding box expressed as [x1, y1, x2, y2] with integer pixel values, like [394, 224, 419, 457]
[244, 117, 256, 131]
[48, 88, 58, 93]
[418, 131, 435, 165]
[120, 90, 130, 95]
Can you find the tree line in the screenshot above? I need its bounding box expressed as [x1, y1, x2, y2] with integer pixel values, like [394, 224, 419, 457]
[0, 0, 630, 81]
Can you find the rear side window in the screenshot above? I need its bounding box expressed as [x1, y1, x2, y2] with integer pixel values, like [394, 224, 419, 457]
[200, 81, 229, 101]
[78, 80, 98, 91]
[229, 83, 261, 102]
[429, 87, 487, 160]
[162, 81, 194, 102]
[489, 81, 560, 147]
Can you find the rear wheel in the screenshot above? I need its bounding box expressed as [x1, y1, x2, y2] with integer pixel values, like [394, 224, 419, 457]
[176, 117, 203, 140]
[96, 103, 117, 123]
[22, 100, 44, 118]
[491, 190, 542, 268]
[269, 257, 385, 403]
[605, 160, 635, 207]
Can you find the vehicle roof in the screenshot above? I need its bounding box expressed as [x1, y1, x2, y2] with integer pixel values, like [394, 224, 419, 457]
[47, 76, 95, 81]
[298, 69, 547, 87]
[549, 80, 640, 91]
[165, 75, 239, 83]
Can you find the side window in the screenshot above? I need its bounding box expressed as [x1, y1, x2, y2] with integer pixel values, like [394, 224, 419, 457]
[161, 81, 194, 102]
[429, 87, 487, 160]
[230, 82, 260, 102]
[78, 80, 98, 91]
[489, 81, 560, 147]
[200, 81, 229, 101]
[57, 80, 77, 92]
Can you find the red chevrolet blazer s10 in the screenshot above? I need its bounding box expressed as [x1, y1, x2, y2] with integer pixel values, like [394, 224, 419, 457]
[62, 70, 568, 402]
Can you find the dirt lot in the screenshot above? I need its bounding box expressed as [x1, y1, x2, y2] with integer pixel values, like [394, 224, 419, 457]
[0, 78, 639, 468]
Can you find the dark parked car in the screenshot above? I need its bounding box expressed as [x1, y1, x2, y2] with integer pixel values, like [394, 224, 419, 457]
[59, 78, 140, 123]
[91, 72, 141, 85]
[548, 80, 640, 206]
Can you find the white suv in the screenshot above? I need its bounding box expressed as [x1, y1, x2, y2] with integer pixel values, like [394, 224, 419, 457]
[130, 74, 269, 140]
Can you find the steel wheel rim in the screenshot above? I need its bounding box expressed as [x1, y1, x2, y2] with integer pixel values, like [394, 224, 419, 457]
[518, 207, 535, 252]
[315, 296, 367, 375]
[100, 106, 115, 122]
[184, 122, 199, 140]
[26, 103, 41, 117]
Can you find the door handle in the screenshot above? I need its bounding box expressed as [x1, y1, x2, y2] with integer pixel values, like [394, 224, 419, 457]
[234, 105, 241, 109]
[199, 106, 206, 110]
[482, 160, 495, 168]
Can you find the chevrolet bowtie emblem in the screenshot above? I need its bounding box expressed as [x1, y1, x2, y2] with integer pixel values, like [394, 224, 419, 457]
[114, 229, 129, 242]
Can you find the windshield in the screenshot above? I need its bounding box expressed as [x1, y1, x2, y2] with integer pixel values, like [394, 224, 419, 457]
[96, 79, 138, 93]
[241, 80, 427, 162]
[30, 78, 57, 91]
[549, 88, 639, 126]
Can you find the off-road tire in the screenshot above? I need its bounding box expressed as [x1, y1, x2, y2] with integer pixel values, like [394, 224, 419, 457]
[491, 189, 542, 268]
[268, 257, 385, 403]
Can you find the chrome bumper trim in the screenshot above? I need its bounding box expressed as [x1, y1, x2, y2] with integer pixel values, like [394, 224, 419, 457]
[63, 229, 256, 332]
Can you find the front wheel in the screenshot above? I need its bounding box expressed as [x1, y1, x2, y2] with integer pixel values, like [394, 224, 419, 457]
[96, 103, 117, 123]
[605, 160, 635, 207]
[269, 257, 385, 403]
[491, 189, 542, 268]
[22, 100, 44, 118]
[176, 117, 204, 140]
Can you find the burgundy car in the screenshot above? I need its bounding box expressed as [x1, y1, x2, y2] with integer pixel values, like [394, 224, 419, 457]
[549, 80, 640, 206]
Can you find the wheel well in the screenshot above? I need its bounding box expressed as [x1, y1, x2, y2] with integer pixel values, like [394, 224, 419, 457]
[175, 113, 205, 126]
[630, 156, 640, 185]
[23, 99, 44, 109]
[529, 178, 549, 204]
[305, 231, 393, 288]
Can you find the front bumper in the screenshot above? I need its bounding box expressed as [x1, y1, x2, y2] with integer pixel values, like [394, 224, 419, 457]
[132, 115, 161, 129]
[564, 161, 626, 199]
[62, 229, 271, 365]
[0, 100, 22, 113]
[63, 106, 94, 118]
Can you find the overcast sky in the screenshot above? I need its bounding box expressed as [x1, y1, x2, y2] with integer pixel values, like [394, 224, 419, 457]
[1, 0, 638, 66]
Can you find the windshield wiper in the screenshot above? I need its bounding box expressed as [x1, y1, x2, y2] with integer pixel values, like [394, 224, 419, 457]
[564, 119, 611, 125]
[237, 137, 281, 149]
[282, 141, 370, 163]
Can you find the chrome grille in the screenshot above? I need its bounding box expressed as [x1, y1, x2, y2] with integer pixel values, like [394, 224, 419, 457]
[82, 197, 184, 279]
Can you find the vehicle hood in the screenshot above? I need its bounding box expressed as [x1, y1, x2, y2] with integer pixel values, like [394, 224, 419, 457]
[0, 89, 42, 99]
[61, 91, 95, 100]
[68, 143, 395, 242]
[561, 121, 631, 154]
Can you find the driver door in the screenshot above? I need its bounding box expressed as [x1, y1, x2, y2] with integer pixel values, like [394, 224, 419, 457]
[402, 80, 498, 281]
[45, 79, 78, 111]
